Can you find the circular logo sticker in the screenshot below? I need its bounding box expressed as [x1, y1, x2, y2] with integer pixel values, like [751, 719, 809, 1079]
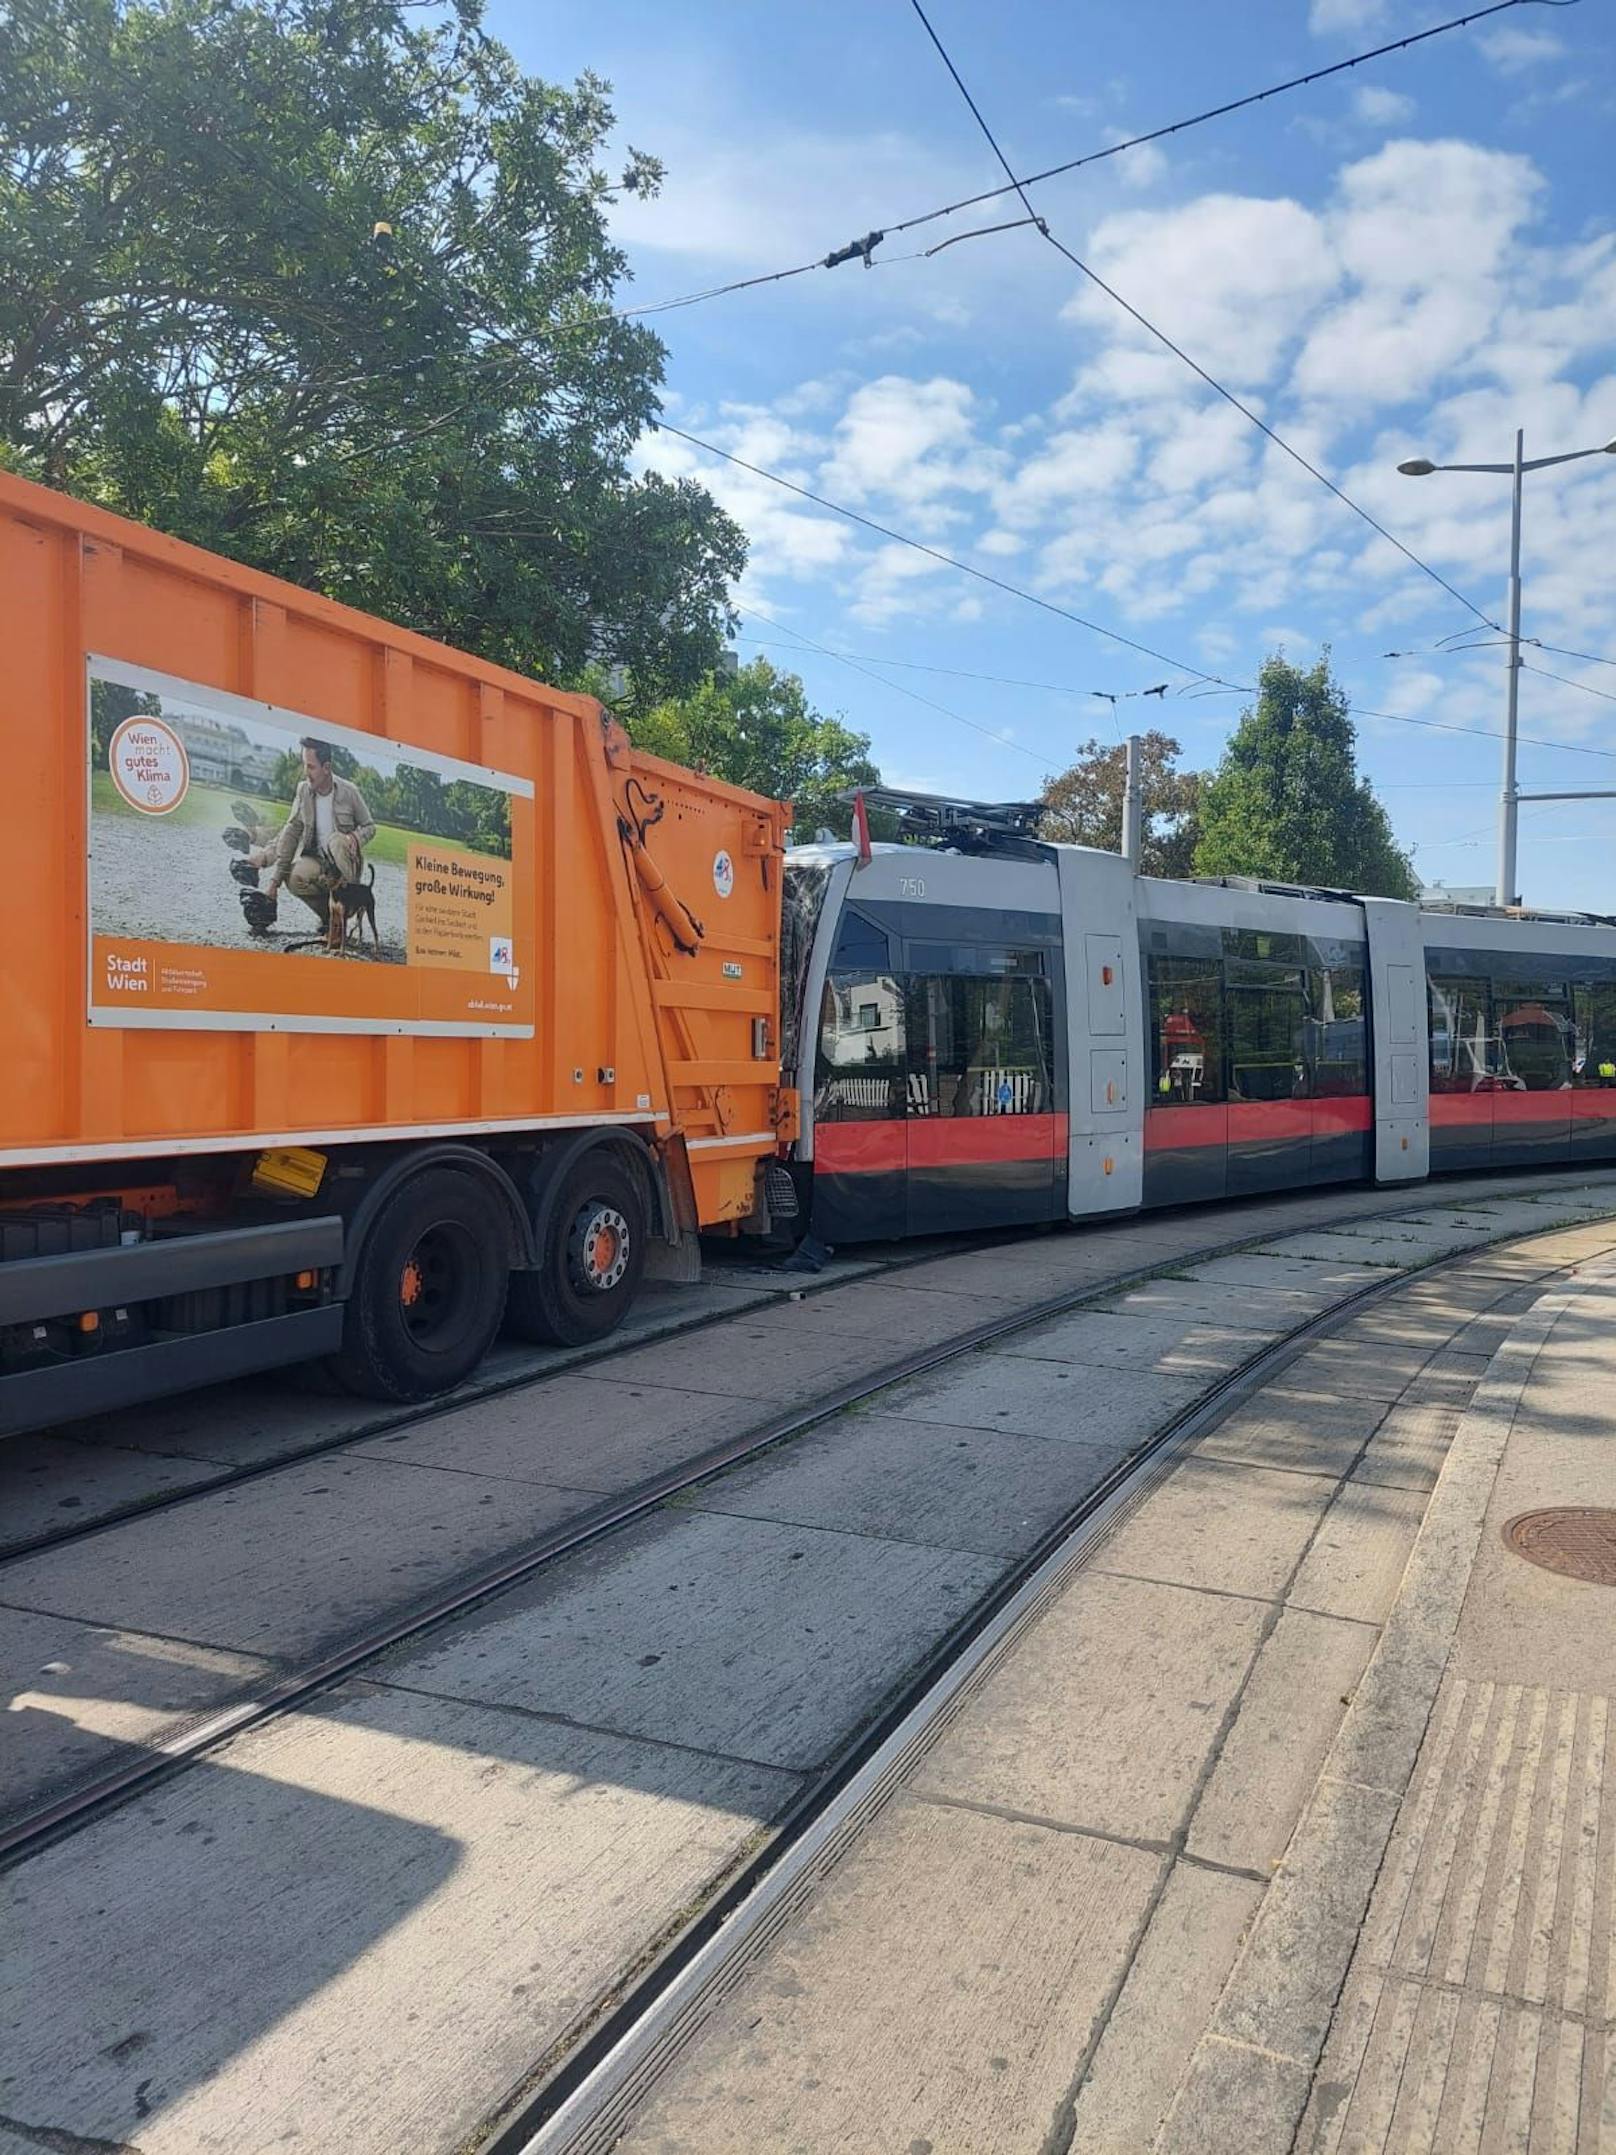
[108, 716, 189, 815]
[712, 848, 735, 899]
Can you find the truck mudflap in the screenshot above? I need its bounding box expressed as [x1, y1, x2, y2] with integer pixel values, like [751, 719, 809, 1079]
[0, 1216, 344, 1437]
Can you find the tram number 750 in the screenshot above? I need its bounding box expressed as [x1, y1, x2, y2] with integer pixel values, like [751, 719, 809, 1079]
[899, 875, 927, 898]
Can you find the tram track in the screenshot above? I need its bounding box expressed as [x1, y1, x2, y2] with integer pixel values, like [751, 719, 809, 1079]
[494, 1236, 1534, 2155]
[4, 1174, 1614, 1890]
[8, 1181, 1616, 2155]
[0, 1233, 1010, 1567]
[5, 1164, 1610, 1572]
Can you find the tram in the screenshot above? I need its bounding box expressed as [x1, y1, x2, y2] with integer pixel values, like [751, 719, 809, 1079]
[778, 794, 1616, 1245]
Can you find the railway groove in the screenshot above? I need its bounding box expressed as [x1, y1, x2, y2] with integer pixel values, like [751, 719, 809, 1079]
[6, 1165, 1610, 1571]
[490, 1216, 1616, 2155]
[9, 1180, 1616, 2155]
[3, 1178, 1611, 1883]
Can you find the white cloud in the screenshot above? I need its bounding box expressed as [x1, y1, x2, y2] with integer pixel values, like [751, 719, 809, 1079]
[1114, 140, 1169, 192]
[1309, 0, 1389, 31]
[823, 376, 1002, 524]
[846, 543, 952, 627]
[1330, 139, 1542, 295]
[1479, 25, 1567, 74]
[1063, 194, 1339, 385]
[1350, 84, 1415, 128]
[993, 424, 1141, 528]
[645, 128, 1611, 716]
[632, 414, 849, 595]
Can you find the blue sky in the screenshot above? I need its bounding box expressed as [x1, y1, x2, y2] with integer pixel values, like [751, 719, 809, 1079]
[490, 0, 1616, 905]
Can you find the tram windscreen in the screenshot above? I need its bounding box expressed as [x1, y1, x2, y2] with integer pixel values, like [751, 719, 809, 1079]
[780, 856, 834, 1083]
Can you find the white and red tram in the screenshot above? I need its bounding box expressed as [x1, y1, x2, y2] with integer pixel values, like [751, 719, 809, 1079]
[778, 802, 1616, 1245]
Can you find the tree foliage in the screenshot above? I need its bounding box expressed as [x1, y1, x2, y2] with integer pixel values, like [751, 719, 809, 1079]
[1039, 730, 1203, 878]
[632, 658, 881, 837]
[0, 0, 743, 697]
[266, 744, 511, 854]
[1193, 653, 1417, 898]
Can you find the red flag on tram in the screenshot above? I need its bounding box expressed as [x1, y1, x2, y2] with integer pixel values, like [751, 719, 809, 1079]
[852, 789, 872, 868]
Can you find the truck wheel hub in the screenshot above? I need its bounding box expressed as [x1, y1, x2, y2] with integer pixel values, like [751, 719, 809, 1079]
[570, 1204, 630, 1293]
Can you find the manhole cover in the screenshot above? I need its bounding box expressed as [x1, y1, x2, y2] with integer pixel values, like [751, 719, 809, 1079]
[1502, 1508, 1616, 1586]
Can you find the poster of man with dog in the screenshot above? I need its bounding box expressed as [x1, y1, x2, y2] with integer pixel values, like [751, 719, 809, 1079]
[87, 657, 535, 1037]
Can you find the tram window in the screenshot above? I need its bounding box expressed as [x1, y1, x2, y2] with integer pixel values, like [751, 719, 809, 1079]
[1428, 976, 1501, 1092]
[1494, 975, 1572, 1091]
[831, 908, 893, 970]
[1148, 959, 1223, 1106]
[1228, 976, 1306, 1102]
[1572, 982, 1616, 1086]
[913, 975, 1053, 1117]
[814, 970, 908, 1121]
[1306, 964, 1367, 1096]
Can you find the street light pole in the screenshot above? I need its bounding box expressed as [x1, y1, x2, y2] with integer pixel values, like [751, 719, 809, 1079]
[1500, 427, 1524, 909]
[1397, 432, 1616, 909]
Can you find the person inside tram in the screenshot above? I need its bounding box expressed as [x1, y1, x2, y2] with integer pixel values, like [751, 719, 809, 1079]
[1159, 1007, 1205, 1103]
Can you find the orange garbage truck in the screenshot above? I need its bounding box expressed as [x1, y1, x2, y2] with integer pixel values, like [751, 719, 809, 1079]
[0, 471, 795, 1433]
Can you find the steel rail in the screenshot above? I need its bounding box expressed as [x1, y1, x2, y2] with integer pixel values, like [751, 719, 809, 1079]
[6, 1166, 1609, 1569]
[499, 1219, 1608, 2155]
[0, 1198, 1395, 1866]
[5, 1189, 1609, 1891]
[0, 1228, 1028, 1566]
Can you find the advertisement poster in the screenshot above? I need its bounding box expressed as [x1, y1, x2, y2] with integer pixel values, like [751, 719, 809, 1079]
[87, 657, 534, 1036]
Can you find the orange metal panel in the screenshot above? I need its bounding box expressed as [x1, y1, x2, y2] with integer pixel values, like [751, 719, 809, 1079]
[0, 471, 788, 1228]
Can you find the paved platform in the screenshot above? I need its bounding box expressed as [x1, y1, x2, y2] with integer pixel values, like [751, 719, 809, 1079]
[5, 1182, 1616, 2154]
[604, 1220, 1616, 2155]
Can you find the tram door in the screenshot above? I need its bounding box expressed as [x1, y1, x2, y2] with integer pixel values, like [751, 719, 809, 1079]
[904, 960, 1062, 1236]
[810, 910, 1062, 1243]
[810, 909, 909, 1242]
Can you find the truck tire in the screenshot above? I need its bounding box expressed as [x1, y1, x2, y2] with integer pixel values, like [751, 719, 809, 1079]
[331, 1167, 509, 1401]
[504, 1151, 648, 1348]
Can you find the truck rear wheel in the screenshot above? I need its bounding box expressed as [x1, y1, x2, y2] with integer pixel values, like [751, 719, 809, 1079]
[331, 1168, 509, 1401]
[504, 1152, 647, 1348]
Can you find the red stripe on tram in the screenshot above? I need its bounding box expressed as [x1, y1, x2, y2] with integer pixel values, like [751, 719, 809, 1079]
[909, 1113, 1066, 1168]
[1146, 1096, 1371, 1151]
[815, 1114, 1068, 1174]
[813, 1121, 906, 1174]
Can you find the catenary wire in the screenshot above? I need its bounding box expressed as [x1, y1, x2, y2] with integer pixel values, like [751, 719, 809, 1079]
[316, 0, 1570, 386]
[885, 0, 1573, 238]
[739, 602, 1060, 769]
[198, 0, 1562, 406]
[1521, 661, 1616, 705]
[907, 0, 1506, 635]
[666, 428, 1616, 769]
[739, 628, 1616, 768]
[655, 422, 1234, 686]
[738, 634, 1220, 705]
[1533, 641, 1616, 672]
[735, 623, 1616, 776]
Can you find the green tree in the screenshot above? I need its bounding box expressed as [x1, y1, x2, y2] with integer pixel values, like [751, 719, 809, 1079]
[1039, 730, 1203, 877]
[89, 678, 159, 763]
[0, 0, 743, 698]
[442, 777, 511, 858]
[1193, 653, 1418, 899]
[634, 658, 881, 838]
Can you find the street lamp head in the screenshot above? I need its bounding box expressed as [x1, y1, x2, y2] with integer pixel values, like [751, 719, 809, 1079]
[1603, 438, 1616, 455]
[1397, 458, 1437, 477]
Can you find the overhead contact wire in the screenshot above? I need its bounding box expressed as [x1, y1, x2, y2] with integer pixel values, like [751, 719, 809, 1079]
[906, 0, 1508, 634]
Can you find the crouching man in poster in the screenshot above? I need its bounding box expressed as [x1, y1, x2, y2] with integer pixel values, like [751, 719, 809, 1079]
[248, 737, 377, 934]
